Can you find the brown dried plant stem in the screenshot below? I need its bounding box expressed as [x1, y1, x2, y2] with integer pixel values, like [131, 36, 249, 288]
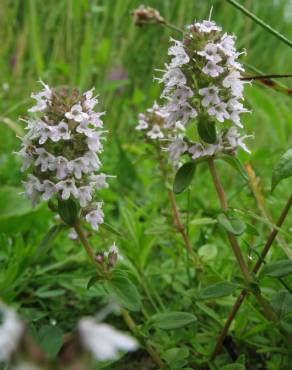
[207, 159, 292, 347]
[212, 192, 292, 358]
[73, 221, 165, 369]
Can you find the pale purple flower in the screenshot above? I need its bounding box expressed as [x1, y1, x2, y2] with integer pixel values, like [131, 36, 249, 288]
[0, 302, 24, 362]
[208, 102, 229, 122]
[78, 318, 138, 361]
[34, 148, 55, 172]
[85, 202, 104, 230]
[56, 179, 78, 200]
[194, 20, 222, 33]
[28, 81, 52, 113]
[199, 85, 221, 107]
[197, 43, 222, 63]
[78, 186, 93, 207]
[202, 61, 224, 77]
[65, 103, 89, 123]
[41, 180, 57, 201]
[147, 125, 164, 139]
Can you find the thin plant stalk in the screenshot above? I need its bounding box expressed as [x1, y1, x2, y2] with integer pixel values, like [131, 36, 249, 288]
[225, 0, 292, 48]
[207, 159, 292, 346]
[155, 146, 201, 270]
[211, 174, 292, 358]
[244, 162, 292, 259]
[73, 220, 165, 369]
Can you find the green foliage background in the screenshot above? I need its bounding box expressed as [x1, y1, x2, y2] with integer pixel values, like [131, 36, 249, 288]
[0, 0, 292, 369]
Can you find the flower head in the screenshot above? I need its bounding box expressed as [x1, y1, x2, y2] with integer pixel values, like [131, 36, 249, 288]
[78, 318, 138, 361]
[155, 16, 251, 164]
[0, 302, 24, 362]
[18, 83, 110, 230]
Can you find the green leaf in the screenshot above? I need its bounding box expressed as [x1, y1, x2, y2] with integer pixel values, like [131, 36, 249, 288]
[173, 162, 196, 194]
[216, 154, 248, 181]
[217, 213, 246, 235]
[198, 282, 238, 300]
[35, 225, 65, 260]
[261, 260, 292, 278]
[198, 244, 218, 261]
[162, 347, 189, 369]
[198, 120, 217, 144]
[38, 325, 63, 359]
[148, 311, 197, 330]
[87, 275, 103, 289]
[271, 291, 292, 319]
[271, 148, 292, 191]
[58, 198, 79, 226]
[0, 186, 32, 219]
[104, 276, 141, 312]
[221, 364, 245, 370]
[245, 223, 259, 236]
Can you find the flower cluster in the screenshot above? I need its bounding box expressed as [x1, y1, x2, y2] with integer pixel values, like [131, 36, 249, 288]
[18, 82, 109, 230]
[156, 19, 251, 163]
[136, 102, 169, 140]
[0, 302, 24, 362]
[78, 317, 138, 361]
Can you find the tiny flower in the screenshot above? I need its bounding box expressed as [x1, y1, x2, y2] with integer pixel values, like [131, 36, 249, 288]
[147, 124, 164, 139]
[28, 81, 52, 113]
[41, 180, 57, 201]
[194, 20, 222, 33]
[199, 85, 221, 107]
[34, 148, 55, 172]
[0, 302, 24, 362]
[65, 103, 88, 123]
[202, 61, 224, 77]
[85, 202, 104, 230]
[168, 137, 188, 163]
[197, 43, 222, 63]
[226, 127, 251, 153]
[56, 179, 78, 200]
[208, 102, 229, 122]
[89, 173, 109, 190]
[136, 114, 149, 130]
[78, 318, 138, 361]
[168, 38, 190, 67]
[50, 121, 71, 142]
[87, 132, 104, 152]
[69, 229, 78, 240]
[78, 186, 93, 207]
[188, 143, 204, 159]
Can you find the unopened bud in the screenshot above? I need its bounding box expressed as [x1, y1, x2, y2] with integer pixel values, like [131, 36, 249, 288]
[131, 5, 165, 27]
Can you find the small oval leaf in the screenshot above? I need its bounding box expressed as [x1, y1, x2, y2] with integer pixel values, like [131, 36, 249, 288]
[149, 311, 197, 330]
[58, 198, 79, 226]
[104, 276, 141, 312]
[271, 291, 292, 319]
[272, 148, 292, 191]
[173, 162, 196, 194]
[198, 120, 217, 144]
[38, 325, 63, 359]
[261, 260, 292, 278]
[217, 213, 246, 236]
[198, 282, 238, 300]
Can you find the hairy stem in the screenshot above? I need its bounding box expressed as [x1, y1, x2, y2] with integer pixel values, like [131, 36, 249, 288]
[73, 220, 165, 369]
[208, 159, 292, 350]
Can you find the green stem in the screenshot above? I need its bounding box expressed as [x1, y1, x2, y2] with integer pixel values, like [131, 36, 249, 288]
[225, 0, 292, 48]
[207, 159, 292, 346]
[73, 220, 165, 369]
[212, 194, 292, 358]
